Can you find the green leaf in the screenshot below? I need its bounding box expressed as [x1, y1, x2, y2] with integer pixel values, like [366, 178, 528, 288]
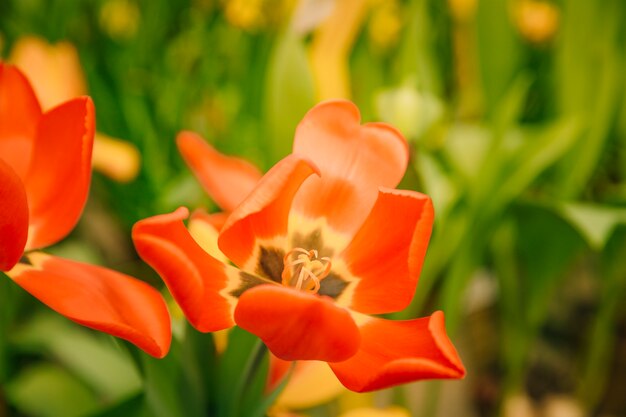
[475, 0, 523, 117]
[141, 339, 192, 417]
[218, 327, 269, 417]
[513, 203, 585, 327]
[249, 363, 293, 417]
[375, 83, 444, 140]
[0, 275, 24, 384]
[443, 123, 491, 183]
[5, 363, 99, 417]
[554, 0, 624, 198]
[11, 312, 141, 401]
[489, 118, 581, 213]
[555, 203, 626, 251]
[264, 29, 315, 163]
[178, 324, 217, 416]
[86, 392, 146, 417]
[578, 228, 626, 408]
[416, 152, 459, 220]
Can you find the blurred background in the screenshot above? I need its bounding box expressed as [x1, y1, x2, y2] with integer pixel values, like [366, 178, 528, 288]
[1, 0, 625, 416]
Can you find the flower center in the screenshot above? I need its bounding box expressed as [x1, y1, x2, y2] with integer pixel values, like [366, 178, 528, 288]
[281, 247, 332, 293]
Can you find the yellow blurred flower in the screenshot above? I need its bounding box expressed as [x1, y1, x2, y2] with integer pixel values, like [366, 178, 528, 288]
[513, 0, 559, 44]
[9, 36, 141, 182]
[274, 361, 346, 410]
[99, 0, 141, 41]
[368, 0, 403, 51]
[92, 133, 141, 183]
[223, 0, 295, 32]
[309, 0, 370, 100]
[225, 0, 265, 31]
[339, 406, 412, 417]
[9, 36, 87, 111]
[448, 0, 477, 22]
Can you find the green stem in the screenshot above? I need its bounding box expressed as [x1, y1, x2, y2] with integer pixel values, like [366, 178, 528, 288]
[492, 221, 527, 395]
[577, 233, 626, 409]
[116, 339, 145, 378]
[0, 385, 6, 417]
[181, 324, 215, 416]
[250, 362, 295, 417]
[0, 274, 20, 384]
[231, 340, 268, 417]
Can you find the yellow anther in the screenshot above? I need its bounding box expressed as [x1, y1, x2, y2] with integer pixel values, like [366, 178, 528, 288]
[282, 247, 331, 293]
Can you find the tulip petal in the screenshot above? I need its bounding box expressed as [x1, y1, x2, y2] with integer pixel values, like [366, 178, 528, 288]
[0, 159, 29, 271]
[24, 97, 95, 250]
[133, 207, 275, 332]
[177, 131, 263, 212]
[329, 311, 465, 392]
[219, 155, 319, 271]
[336, 189, 434, 314]
[292, 100, 409, 235]
[7, 252, 171, 358]
[234, 285, 360, 362]
[0, 63, 42, 179]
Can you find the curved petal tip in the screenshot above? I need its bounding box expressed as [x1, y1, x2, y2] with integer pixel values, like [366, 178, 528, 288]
[329, 312, 465, 392]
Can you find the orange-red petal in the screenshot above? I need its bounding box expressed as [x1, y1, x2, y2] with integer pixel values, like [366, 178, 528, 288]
[133, 207, 237, 332]
[219, 155, 319, 269]
[0, 159, 29, 271]
[0, 63, 42, 179]
[329, 311, 465, 392]
[23, 97, 95, 250]
[339, 189, 434, 314]
[177, 131, 263, 212]
[234, 285, 360, 362]
[292, 100, 409, 235]
[7, 253, 171, 358]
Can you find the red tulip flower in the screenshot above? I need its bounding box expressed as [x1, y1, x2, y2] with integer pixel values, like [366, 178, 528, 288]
[0, 63, 170, 358]
[133, 100, 465, 391]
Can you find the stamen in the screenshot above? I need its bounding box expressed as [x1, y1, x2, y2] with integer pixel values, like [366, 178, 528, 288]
[282, 247, 332, 293]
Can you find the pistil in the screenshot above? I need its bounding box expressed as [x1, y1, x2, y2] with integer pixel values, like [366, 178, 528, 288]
[281, 248, 331, 293]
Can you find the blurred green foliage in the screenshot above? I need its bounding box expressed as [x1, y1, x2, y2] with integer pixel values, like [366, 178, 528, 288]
[1, 0, 626, 416]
